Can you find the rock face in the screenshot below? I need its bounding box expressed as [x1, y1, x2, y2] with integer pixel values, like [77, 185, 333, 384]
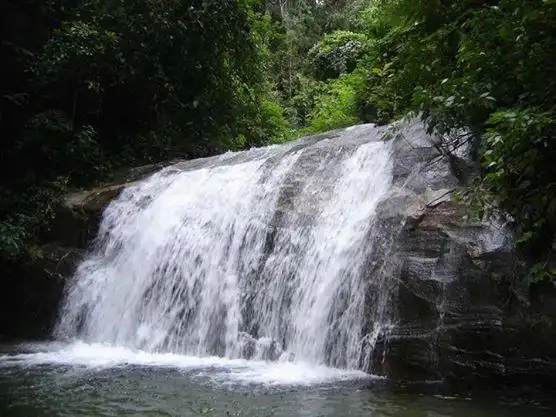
[0, 244, 82, 340]
[366, 122, 556, 389]
[0, 163, 167, 340]
[12, 121, 556, 388]
[376, 198, 556, 389]
[49, 161, 175, 249]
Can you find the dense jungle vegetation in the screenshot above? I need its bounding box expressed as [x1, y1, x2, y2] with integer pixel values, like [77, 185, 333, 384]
[1, 0, 556, 282]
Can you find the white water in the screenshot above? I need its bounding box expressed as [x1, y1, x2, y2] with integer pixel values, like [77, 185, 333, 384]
[53, 126, 396, 380]
[0, 342, 373, 386]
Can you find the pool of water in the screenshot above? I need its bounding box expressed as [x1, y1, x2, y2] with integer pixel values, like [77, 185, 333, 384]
[0, 342, 553, 417]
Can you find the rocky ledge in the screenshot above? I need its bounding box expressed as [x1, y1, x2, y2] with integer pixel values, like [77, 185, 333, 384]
[366, 121, 556, 389]
[374, 198, 556, 390]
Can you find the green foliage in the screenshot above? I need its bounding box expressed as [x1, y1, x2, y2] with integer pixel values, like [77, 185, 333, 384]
[306, 71, 364, 133]
[0, 0, 291, 260]
[308, 31, 368, 80]
[0, 178, 68, 261]
[286, 74, 325, 128]
[260, 99, 296, 144]
[482, 109, 556, 260]
[23, 111, 108, 182]
[3, 0, 556, 287]
[353, 0, 556, 282]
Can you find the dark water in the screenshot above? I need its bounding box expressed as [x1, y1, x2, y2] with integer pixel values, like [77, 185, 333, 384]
[0, 343, 553, 417]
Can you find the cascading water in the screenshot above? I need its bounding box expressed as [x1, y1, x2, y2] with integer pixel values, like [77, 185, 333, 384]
[56, 125, 397, 372]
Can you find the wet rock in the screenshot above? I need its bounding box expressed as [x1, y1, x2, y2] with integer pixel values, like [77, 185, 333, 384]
[47, 162, 177, 249]
[238, 333, 283, 361]
[238, 332, 257, 359]
[1, 165, 165, 340]
[0, 244, 84, 339]
[48, 184, 131, 249]
[365, 122, 556, 388]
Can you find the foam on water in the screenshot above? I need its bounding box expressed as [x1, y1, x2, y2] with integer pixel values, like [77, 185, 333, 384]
[0, 342, 373, 386]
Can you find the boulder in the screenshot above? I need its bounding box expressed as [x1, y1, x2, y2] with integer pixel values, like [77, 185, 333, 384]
[365, 121, 556, 389]
[377, 199, 556, 389]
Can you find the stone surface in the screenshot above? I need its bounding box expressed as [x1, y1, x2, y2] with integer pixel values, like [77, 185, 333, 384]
[50, 184, 131, 249]
[0, 164, 164, 340]
[365, 121, 556, 389]
[0, 244, 84, 340]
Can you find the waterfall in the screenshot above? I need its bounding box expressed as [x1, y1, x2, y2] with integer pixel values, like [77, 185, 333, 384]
[56, 124, 397, 371]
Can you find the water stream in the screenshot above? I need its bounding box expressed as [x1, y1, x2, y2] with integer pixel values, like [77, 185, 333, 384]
[56, 125, 396, 370]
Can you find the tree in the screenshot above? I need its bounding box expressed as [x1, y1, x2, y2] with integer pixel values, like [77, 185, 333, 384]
[0, 0, 292, 261]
